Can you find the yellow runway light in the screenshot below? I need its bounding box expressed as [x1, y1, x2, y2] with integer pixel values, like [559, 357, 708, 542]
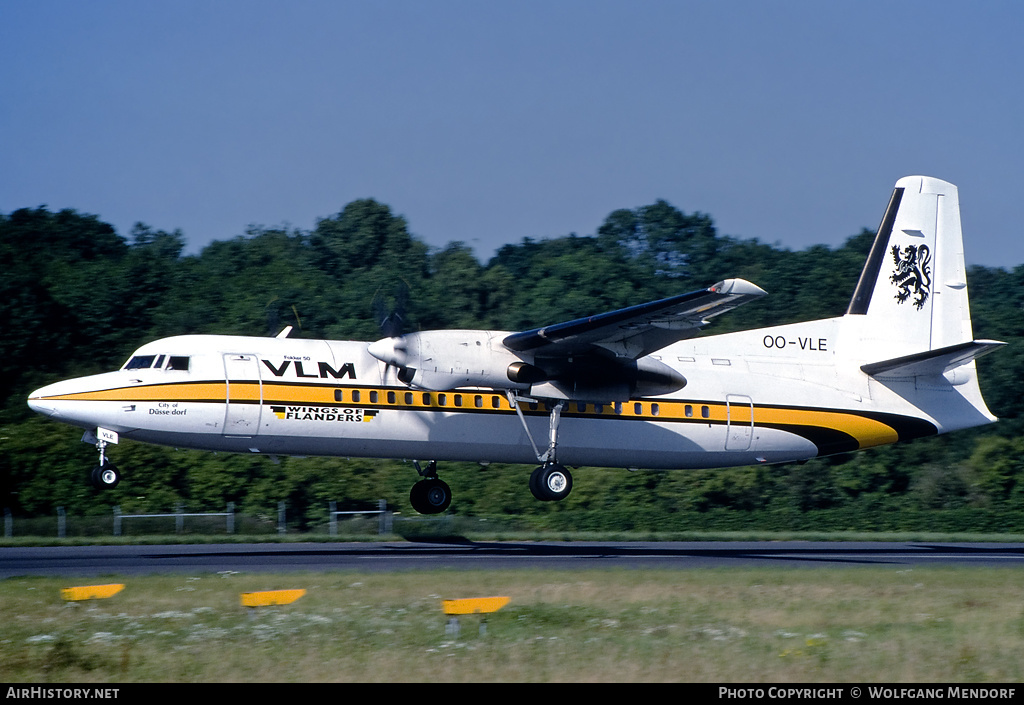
[442, 596, 510, 615]
[61, 584, 124, 601]
[240, 589, 306, 607]
[442, 596, 510, 638]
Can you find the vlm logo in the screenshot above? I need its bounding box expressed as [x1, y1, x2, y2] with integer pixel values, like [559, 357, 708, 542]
[262, 360, 357, 379]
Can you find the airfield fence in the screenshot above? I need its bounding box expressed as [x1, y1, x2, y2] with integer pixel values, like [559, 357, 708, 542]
[5, 505, 1024, 539]
[114, 504, 236, 536]
[330, 500, 392, 536]
[2, 501, 401, 538]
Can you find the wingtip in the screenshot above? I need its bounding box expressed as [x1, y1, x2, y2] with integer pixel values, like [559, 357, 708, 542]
[712, 278, 768, 297]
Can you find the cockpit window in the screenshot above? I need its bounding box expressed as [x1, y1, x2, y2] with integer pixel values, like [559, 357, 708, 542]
[124, 355, 157, 370]
[166, 356, 190, 371]
[123, 354, 190, 371]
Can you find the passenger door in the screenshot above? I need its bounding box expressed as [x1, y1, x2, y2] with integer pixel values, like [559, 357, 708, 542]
[223, 353, 262, 436]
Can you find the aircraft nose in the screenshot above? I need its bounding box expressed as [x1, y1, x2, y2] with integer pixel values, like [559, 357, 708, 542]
[27, 385, 60, 418]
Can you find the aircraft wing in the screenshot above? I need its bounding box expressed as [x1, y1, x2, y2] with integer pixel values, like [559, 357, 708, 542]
[502, 278, 766, 359]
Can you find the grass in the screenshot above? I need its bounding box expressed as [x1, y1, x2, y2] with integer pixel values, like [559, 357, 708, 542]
[2, 567, 1023, 682]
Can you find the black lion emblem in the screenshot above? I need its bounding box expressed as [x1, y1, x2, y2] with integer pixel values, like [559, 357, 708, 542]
[890, 243, 931, 310]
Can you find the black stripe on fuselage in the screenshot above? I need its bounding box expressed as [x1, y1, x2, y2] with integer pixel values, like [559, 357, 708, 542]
[57, 379, 939, 458]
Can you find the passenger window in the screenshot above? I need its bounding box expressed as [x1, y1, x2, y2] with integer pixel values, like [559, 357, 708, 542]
[166, 356, 190, 371]
[701, 405, 710, 419]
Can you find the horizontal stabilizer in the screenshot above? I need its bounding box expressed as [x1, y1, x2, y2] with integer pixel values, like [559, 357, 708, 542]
[861, 339, 1005, 378]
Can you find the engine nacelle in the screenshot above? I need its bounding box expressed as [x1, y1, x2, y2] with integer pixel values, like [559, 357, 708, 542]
[368, 330, 533, 391]
[528, 355, 686, 402]
[633, 356, 689, 397]
[367, 330, 687, 400]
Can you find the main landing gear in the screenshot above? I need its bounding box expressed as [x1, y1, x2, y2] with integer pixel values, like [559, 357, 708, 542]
[405, 398, 576, 514]
[409, 460, 452, 515]
[509, 394, 574, 502]
[529, 462, 573, 502]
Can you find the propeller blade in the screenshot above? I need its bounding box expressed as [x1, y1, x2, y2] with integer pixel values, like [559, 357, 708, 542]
[370, 282, 413, 384]
[373, 281, 409, 338]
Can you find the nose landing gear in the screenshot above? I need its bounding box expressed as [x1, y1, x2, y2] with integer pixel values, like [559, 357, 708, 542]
[86, 427, 121, 489]
[90, 459, 121, 489]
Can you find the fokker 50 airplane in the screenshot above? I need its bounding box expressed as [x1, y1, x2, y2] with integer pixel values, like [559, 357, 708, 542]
[28, 176, 1003, 514]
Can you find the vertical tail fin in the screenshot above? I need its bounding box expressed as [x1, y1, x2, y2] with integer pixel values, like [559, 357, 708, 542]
[845, 176, 1002, 431]
[846, 175, 973, 356]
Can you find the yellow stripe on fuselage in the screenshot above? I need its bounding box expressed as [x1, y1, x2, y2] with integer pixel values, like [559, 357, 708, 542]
[35, 382, 228, 403]
[35, 381, 903, 451]
[753, 406, 899, 450]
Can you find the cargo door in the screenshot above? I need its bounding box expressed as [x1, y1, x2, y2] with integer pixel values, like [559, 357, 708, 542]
[725, 394, 753, 451]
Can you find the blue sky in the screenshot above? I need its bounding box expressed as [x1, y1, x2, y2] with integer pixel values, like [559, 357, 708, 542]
[2, 1, 1022, 268]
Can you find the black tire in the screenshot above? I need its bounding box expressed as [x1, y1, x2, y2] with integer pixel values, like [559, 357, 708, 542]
[410, 478, 451, 514]
[90, 462, 120, 490]
[530, 464, 572, 502]
[529, 465, 543, 499]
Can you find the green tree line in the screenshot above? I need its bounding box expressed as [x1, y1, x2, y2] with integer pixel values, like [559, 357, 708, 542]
[1, 200, 1022, 531]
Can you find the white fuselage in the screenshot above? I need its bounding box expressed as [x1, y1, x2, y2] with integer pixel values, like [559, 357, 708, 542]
[25, 177, 1002, 495]
[28, 320, 986, 471]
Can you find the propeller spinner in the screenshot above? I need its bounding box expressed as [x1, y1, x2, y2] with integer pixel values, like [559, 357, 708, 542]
[367, 336, 408, 369]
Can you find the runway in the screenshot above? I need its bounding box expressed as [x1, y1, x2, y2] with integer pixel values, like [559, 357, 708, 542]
[2, 541, 1024, 577]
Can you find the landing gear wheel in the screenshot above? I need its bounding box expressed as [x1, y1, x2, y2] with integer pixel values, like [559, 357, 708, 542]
[530, 463, 572, 502]
[90, 461, 121, 490]
[410, 478, 452, 514]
